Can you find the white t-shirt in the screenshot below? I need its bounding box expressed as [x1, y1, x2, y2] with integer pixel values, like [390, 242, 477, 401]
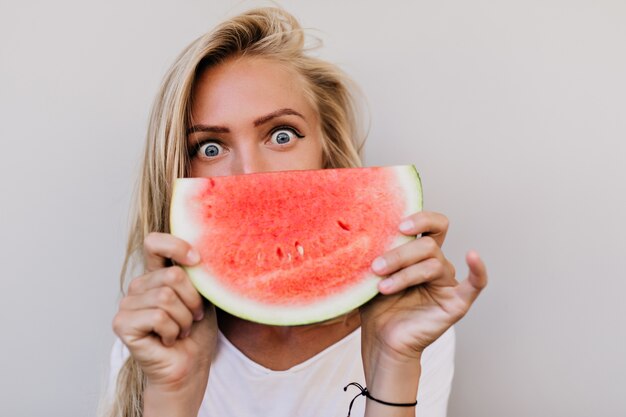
[108, 326, 455, 417]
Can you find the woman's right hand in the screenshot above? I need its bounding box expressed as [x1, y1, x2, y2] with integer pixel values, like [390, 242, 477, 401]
[112, 232, 217, 415]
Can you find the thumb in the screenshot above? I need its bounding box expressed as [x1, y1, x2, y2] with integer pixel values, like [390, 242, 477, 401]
[455, 250, 488, 305]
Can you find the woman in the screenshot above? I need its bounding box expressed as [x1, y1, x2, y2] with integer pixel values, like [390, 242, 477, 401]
[107, 7, 487, 417]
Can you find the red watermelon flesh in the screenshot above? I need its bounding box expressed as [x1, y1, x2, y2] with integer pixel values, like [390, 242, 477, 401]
[170, 165, 422, 325]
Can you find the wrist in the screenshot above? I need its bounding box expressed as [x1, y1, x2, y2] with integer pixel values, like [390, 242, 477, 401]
[143, 380, 206, 417]
[363, 349, 422, 405]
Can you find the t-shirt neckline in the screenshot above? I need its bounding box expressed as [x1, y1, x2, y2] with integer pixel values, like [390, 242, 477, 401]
[216, 326, 361, 375]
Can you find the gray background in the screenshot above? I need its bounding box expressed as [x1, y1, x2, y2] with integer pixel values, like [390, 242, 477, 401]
[1, 0, 625, 416]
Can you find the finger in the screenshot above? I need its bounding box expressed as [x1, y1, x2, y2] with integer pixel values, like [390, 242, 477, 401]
[455, 250, 488, 306]
[398, 211, 449, 247]
[378, 258, 456, 294]
[143, 232, 201, 273]
[128, 266, 205, 321]
[113, 308, 181, 347]
[189, 303, 218, 344]
[120, 287, 195, 338]
[371, 235, 440, 276]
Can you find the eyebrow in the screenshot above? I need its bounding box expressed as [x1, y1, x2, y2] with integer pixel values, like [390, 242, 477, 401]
[186, 108, 305, 135]
[186, 125, 230, 135]
[253, 108, 305, 127]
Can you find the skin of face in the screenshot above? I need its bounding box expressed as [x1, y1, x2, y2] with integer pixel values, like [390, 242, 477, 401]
[187, 56, 325, 177]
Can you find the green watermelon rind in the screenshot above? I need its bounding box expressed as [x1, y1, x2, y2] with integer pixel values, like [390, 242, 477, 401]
[170, 165, 423, 326]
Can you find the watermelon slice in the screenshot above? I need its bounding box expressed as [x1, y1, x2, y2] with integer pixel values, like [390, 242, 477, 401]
[170, 165, 422, 325]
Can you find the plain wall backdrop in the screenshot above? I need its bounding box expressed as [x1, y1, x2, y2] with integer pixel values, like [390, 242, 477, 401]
[1, 0, 624, 416]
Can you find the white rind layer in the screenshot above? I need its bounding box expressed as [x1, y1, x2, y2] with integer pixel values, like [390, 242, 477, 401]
[170, 165, 423, 326]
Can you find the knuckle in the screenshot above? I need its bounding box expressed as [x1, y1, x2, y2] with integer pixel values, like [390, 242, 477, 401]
[165, 266, 185, 285]
[157, 287, 176, 306]
[422, 236, 438, 254]
[127, 277, 142, 294]
[450, 300, 469, 321]
[392, 268, 409, 286]
[153, 309, 169, 326]
[441, 215, 450, 231]
[143, 232, 159, 252]
[119, 296, 131, 310]
[111, 312, 126, 335]
[430, 258, 445, 277]
[448, 262, 457, 278]
[424, 259, 443, 281]
[387, 250, 403, 268]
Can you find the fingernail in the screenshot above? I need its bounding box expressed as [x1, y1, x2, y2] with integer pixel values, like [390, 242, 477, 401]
[399, 219, 414, 233]
[379, 278, 394, 292]
[187, 249, 201, 264]
[372, 257, 387, 273]
[181, 328, 190, 338]
[194, 310, 204, 321]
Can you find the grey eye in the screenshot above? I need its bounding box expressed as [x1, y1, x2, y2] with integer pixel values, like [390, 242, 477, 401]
[270, 129, 296, 145]
[199, 142, 224, 158]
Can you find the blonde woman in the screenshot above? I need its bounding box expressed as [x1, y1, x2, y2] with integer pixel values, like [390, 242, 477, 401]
[107, 7, 488, 417]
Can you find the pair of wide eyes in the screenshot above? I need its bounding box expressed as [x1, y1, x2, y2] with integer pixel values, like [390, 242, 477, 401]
[197, 128, 301, 159]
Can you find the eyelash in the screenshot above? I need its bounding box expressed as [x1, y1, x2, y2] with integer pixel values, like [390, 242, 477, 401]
[189, 139, 225, 160]
[270, 125, 305, 140]
[189, 125, 305, 159]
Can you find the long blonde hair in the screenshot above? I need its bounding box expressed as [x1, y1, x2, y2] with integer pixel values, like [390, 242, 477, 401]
[107, 7, 365, 417]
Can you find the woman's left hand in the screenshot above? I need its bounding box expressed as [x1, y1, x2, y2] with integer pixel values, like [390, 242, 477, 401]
[359, 211, 488, 406]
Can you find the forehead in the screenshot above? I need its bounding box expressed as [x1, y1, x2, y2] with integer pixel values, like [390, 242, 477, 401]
[190, 57, 317, 125]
